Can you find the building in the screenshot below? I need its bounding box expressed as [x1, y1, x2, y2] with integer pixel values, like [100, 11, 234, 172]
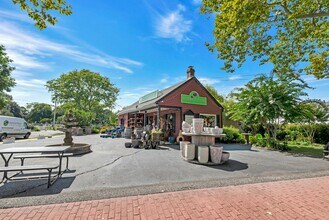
[117, 67, 224, 138]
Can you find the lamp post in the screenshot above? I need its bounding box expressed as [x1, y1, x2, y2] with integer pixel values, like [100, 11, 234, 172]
[52, 100, 57, 129]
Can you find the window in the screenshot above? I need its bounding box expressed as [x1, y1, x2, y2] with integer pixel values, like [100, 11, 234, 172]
[161, 113, 176, 132]
[185, 115, 194, 125]
[200, 114, 216, 127]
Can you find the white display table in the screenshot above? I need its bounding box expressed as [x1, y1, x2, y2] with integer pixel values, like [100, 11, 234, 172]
[182, 132, 226, 146]
[181, 132, 229, 165]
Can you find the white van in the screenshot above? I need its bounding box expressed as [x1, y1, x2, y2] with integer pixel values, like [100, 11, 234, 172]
[0, 116, 31, 141]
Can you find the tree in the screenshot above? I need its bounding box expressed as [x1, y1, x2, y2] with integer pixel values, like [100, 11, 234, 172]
[296, 99, 329, 143]
[46, 69, 119, 125]
[0, 45, 16, 110]
[201, 0, 329, 79]
[230, 74, 308, 140]
[11, 0, 72, 29]
[26, 102, 52, 123]
[205, 85, 243, 128]
[205, 85, 225, 103]
[8, 101, 26, 118]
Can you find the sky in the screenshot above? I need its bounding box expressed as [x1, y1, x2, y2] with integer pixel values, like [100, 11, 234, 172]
[0, 0, 328, 111]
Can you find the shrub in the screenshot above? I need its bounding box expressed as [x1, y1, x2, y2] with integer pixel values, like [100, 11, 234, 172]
[92, 127, 100, 134]
[268, 139, 290, 151]
[100, 126, 110, 134]
[40, 118, 52, 124]
[276, 129, 287, 141]
[32, 126, 40, 131]
[222, 126, 245, 143]
[285, 124, 303, 141]
[284, 123, 329, 144]
[314, 124, 329, 144]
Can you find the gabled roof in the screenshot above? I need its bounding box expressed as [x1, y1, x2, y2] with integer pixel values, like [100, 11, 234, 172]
[117, 78, 191, 115]
[117, 76, 224, 115]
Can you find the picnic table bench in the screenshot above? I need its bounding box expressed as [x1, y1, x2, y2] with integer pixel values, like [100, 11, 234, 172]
[0, 146, 70, 188]
[0, 165, 59, 188]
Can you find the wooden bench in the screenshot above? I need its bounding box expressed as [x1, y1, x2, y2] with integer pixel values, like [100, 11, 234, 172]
[0, 165, 59, 188]
[14, 153, 73, 171]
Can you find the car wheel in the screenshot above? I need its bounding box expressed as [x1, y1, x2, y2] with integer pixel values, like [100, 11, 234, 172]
[0, 133, 7, 141]
[24, 132, 31, 139]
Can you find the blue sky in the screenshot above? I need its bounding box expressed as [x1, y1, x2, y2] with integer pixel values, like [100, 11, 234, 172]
[1, 0, 328, 110]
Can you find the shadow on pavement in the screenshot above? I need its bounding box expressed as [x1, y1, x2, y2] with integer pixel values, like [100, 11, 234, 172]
[167, 145, 180, 151]
[205, 160, 249, 172]
[0, 174, 75, 198]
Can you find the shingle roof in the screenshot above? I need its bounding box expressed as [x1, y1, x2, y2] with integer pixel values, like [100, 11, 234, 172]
[117, 78, 188, 115]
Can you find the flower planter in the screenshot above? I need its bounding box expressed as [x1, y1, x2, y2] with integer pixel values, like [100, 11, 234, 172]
[210, 146, 223, 163]
[198, 146, 209, 163]
[192, 118, 204, 134]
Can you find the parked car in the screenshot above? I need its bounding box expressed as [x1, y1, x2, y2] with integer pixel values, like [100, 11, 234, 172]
[0, 115, 31, 141]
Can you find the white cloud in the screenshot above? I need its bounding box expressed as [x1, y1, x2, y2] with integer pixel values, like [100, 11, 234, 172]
[0, 20, 143, 74]
[192, 0, 203, 5]
[160, 74, 169, 83]
[199, 77, 220, 85]
[228, 75, 242, 81]
[15, 79, 47, 88]
[155, 5, 192, 42]
[10, 79, 51, 106]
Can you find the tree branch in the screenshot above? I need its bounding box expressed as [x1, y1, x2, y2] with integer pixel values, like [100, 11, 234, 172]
[296, 12, 329, 19]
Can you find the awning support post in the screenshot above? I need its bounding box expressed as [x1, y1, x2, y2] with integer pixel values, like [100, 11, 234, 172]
[143, 111, 147, 127]
[156, 106, 160, 129]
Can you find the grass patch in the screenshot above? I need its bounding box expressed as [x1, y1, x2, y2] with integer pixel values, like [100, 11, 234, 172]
[288, 141, 324, 158]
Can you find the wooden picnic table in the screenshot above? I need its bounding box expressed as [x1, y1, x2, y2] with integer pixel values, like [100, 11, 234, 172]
[0, 146, 70, 182]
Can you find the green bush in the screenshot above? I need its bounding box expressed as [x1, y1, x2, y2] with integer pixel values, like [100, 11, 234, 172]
[283, 124, 302, 141]
[254, 133, 267, 147]
[222, 126, 245, 143]
[40, 118, 52, 124]
[314, 124, 329, 144]
[92, 127, 100, 134]
[276, 129, 287, 141]
[32, 126, 40, 131]
[269, 139, 290, 151]
[100, 126, 111, 134]
[284, 124, 329, 144]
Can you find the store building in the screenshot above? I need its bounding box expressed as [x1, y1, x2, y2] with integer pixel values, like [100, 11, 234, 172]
[117, 67, 224, 139]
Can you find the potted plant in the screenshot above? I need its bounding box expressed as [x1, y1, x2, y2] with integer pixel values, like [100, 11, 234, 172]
[168, 129, 175, 144]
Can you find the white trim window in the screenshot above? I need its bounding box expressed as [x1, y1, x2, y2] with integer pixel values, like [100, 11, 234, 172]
[200, 114, 217, 127]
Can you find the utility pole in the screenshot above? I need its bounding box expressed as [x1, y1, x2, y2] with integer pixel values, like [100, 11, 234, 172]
[53, 100, 57, 129]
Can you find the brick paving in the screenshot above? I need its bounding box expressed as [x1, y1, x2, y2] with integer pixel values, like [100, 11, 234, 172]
[1, 176, 329, 219]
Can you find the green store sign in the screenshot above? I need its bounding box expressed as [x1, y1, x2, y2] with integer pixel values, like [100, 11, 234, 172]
[181, 91, 207, 106]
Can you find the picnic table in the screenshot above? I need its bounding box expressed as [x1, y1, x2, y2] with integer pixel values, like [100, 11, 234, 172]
[0, 146, 70, 183]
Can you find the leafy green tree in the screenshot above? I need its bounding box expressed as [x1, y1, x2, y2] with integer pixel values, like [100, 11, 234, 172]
[230, 74, 308, 140]
[205, 85, 225, 103]
[201, 0, 329, 79]
[205, 85, 239, 127]
[0, 45, 16, 109]
[296, 99, 329, 143]
[12, 0, 72, 29]
[26, 102, 53, 123]
[46, 69, 119, 125]
[8, 101, 26, 118]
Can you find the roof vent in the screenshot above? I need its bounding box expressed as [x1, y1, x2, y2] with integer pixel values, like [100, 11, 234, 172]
[187, 66, 195, 79]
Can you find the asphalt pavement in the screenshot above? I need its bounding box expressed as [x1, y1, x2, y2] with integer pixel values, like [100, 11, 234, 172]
[1, 135, 329, 208]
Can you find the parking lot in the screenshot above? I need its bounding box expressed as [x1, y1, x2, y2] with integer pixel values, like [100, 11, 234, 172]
[1, 134, 329, 208]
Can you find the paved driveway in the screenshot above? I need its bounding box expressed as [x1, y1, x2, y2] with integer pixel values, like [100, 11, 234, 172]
[1, 135, 329, 208]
